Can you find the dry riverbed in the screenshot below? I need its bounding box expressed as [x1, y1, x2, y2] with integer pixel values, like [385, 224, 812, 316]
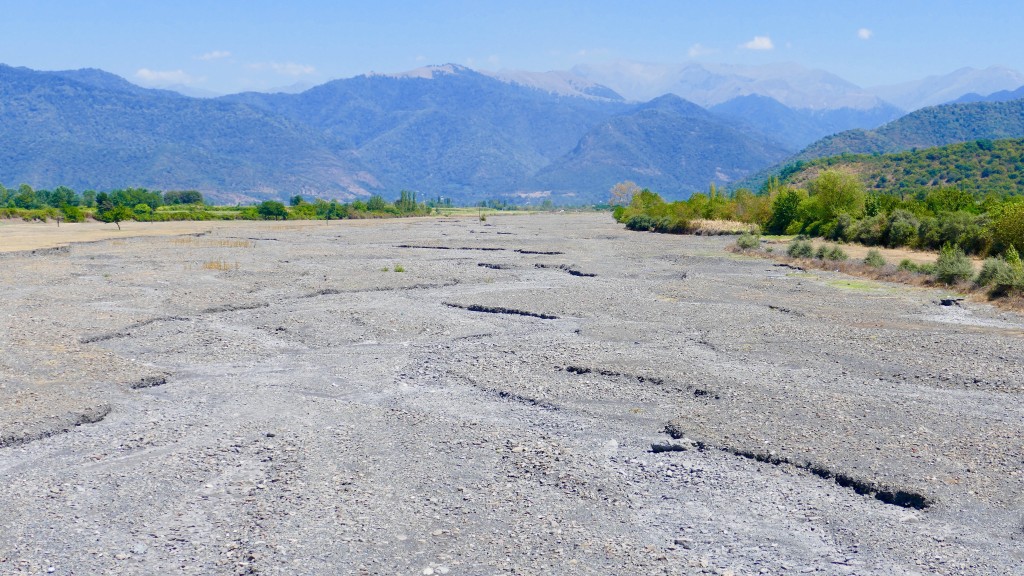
[1, 213, 1022, 575]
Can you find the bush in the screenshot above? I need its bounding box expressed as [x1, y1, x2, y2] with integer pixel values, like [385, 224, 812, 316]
[885, 210, 920, 248]
[864, 249, 886, 268]
[899, 259, 935, 274]
[933, 244, 974, 285]
[816, 244, 848, 261]
[976, 257, 1010, 287]
[787, 239, 814, 258]
[735, 232, 760, 250]
[653, 216, 690, 234]
[625, 214, 656, 231]
[991, 245, 1024, 295]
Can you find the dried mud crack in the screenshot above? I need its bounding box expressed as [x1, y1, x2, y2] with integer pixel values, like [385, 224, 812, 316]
[443, 302, 559, 319]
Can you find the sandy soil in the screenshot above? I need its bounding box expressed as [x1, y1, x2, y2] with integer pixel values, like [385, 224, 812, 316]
[1, 213, 1022, 575]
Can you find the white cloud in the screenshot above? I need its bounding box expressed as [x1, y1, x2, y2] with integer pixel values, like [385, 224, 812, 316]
[135, 68, 197, 85]
[740, 36, 774, 51]
[857, 28, 873, 40]
[249, 61, 316, 76]
[197, 50, 231, 61]
[688, 43, 715, 58]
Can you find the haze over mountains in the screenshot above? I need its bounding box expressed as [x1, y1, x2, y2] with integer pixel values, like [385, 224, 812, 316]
[1, 60, 1023, 204]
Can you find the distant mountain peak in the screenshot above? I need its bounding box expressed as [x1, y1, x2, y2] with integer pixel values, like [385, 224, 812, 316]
[484, 69, 624, 101]
[374, 63, 473, 80]
[569, 59, 887, 110]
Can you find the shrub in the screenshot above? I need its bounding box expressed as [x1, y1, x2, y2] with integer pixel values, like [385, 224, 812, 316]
[885, 210, 920, 248]
[991, 245, 1024, 296]
[787, 239, 814, 258]
[933, 244, 974, 285]
[625, 214, 656, 231]
[864, 249, 886, 268]
[393, 264, 405, 273]
[783, 219, 805, 236]
[818, 245, 848, 261]
[976, 257, 1010, 287]
[735, 232, 760, 250]
[653, 216, 689, 234]
[899, 259, 935, 274]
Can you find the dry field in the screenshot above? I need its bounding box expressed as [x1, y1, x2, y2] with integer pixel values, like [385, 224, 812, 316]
[1, 213, 1022, 575]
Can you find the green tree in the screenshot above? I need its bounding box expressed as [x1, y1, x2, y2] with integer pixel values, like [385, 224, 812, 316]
[806, 170, 866, 222]
[366, 195, 387, 211]
[256, 200, 288, 220]
[766, 188, 805, 234]
[13, 184, 39, 209]
[993, 202, 1024, 253]
[99, 205, 134, 230]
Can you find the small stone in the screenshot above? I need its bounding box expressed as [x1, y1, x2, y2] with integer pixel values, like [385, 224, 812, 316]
[114, 553, 129, 560]
[423, 568, 435, 575]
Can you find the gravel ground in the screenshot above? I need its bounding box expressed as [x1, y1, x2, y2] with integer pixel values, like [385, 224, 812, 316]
[1, 213, 1022, 575]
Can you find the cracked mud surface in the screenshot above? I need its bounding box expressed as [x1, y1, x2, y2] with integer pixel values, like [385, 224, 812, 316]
[1, 213, 1023, 575]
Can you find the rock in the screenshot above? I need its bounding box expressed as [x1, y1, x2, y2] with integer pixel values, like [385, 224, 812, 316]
[651, 439, 694, 453]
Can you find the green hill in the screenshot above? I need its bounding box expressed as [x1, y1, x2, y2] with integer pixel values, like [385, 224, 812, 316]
[780, 138, 1024, 197]
[797, 99, 1024, 160]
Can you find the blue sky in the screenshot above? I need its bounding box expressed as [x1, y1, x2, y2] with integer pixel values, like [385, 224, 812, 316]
[1, 0, 1021, 94]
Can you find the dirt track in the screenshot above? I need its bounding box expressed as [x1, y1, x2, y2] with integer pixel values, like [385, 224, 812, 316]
[1, 213, 1022, 575]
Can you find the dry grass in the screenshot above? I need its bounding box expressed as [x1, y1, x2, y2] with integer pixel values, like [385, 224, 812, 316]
[199, 259, 239, 271]
[737, 245, 1024, 312]
[760, 237, 985, 270]
[689, 219, 758, 235]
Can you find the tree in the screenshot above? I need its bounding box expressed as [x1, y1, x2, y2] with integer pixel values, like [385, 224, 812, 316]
[164, 190, 204, 205]
[13, 184, 39, 209]
[366, 195, 387, 211]
[289, 194, 305, 206]
[993, 202, 1024, 253]
[395, 190, 418, 213]
[609, 181, 641, 206]
[806, 170, 866, 222]
[256, 200, 288, 220]
[766, 188, 806, 234]
[99, 205, 134, 230]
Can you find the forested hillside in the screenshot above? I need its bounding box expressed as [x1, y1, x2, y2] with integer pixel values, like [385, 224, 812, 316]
[796, 99, 1024, 160]
[780, 138, 1024, 197]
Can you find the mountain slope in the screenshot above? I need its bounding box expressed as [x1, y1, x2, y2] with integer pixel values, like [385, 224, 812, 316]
[869, 67, 1024, 111]
[0, 65, 375, 202]
[780, 138, 1024, 197]
[709, 95, 902, 150]
[531, 95, 791, 200]
[220, 65, 632, 198]
[953, 85, 1024, 104]
[795, 98, 1024, 161]
[570, 61, 891, 110]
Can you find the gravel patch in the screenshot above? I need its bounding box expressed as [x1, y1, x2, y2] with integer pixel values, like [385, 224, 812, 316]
[1, 213, 1022, 575]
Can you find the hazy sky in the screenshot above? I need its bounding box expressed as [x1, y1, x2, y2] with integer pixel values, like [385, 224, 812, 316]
[1, 0, 1021, 94]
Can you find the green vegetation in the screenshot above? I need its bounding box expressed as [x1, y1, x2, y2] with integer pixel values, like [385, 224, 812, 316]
[787, 239, 814, 258]
[933, 244, 973, 285]
[735, 232, 760, 250]
[864, 249, 886, 268]
[0, 183, 455, 225]
[785, 138, 1024, 198]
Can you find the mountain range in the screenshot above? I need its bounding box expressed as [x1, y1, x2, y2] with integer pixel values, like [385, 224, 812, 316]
[1, 61, 1023, 204]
